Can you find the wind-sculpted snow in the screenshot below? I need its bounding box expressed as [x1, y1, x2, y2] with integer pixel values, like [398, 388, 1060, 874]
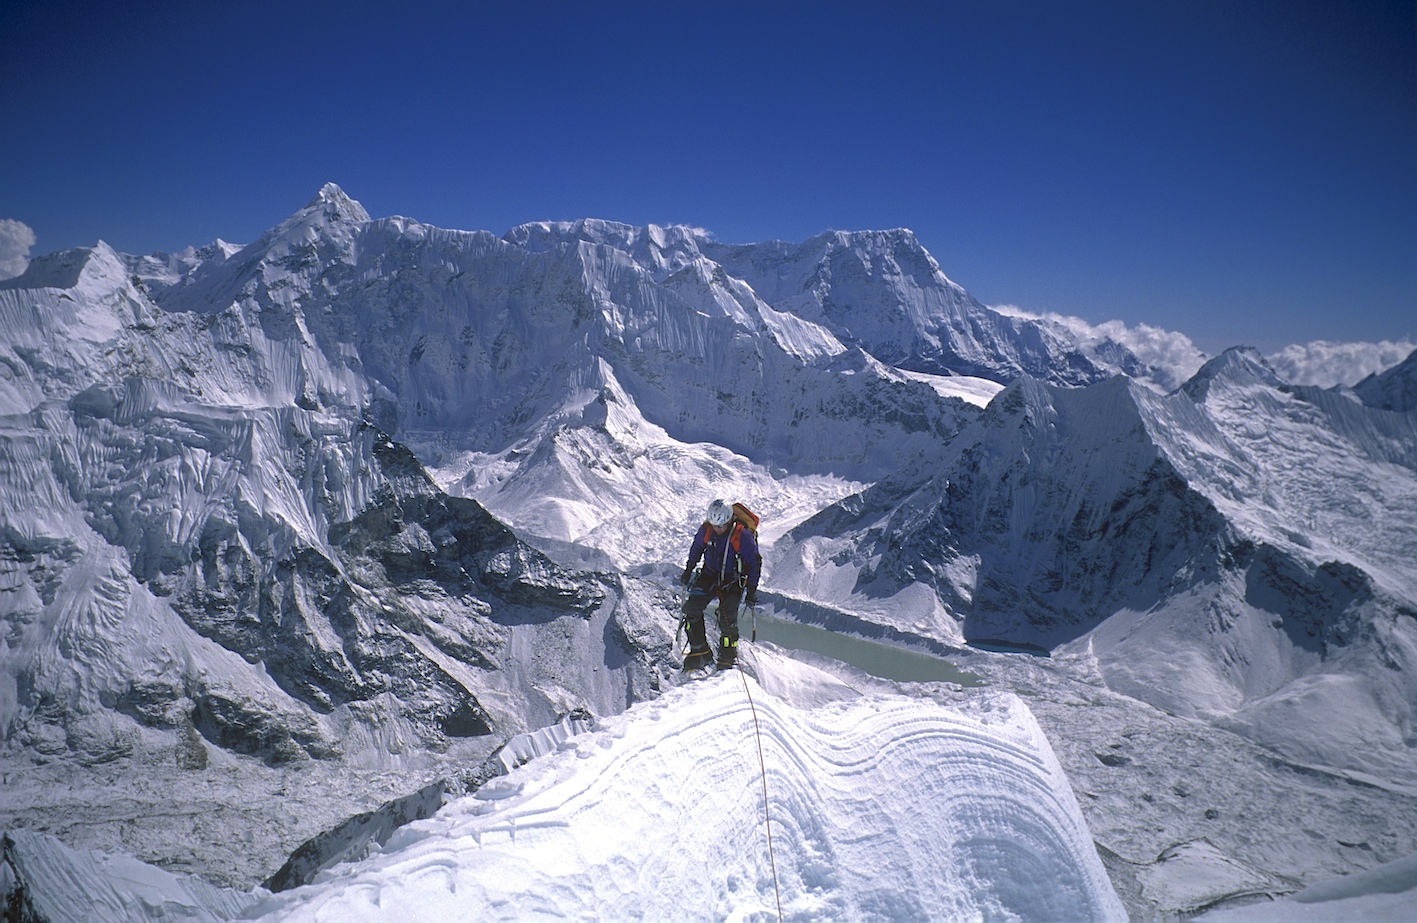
[246, 649, 1125, 922]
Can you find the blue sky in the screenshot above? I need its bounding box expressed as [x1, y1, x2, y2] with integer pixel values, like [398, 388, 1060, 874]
[1, 0, 1412, 355]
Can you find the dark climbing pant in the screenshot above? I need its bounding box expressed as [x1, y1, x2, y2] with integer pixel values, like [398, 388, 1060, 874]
[682, 571, 741, 664]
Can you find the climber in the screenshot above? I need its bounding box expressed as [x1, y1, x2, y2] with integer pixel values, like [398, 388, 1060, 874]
[679, 499, 761, 670]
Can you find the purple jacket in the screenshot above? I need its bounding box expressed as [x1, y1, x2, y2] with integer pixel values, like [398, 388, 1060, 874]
[686, 523, 761, 593]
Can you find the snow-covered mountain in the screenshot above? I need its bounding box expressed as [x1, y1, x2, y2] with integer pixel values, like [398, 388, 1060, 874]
[0, 184, 1083, 767]
[1353, 346, 1417, 413]
[3, 185, 1415, 920]
[128, 187, 1033, 463]
[0, 238, 666, 766]
[771, 347, 1417, 789]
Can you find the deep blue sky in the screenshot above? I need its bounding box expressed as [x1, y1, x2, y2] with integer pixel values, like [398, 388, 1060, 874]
[2, 0, 1412, 354]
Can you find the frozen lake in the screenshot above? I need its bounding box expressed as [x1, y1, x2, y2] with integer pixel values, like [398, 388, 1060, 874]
[747, 610, 983, 686]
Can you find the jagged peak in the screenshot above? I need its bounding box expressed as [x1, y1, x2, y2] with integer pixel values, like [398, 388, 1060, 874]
[238, 183, 371, 263]
[501, 221, 951, 289]
[815, 227, 935, 260]
[820, 227, 924, 249]
[175, 238, 243, 261]
[305, 182, 371, 223]
[1180, 346, 1284, 401]
[500, 219, 719, 284]
[984, 372, 1147, 440]
[266, 183, 370, 241]
[984, 371, 1055, 420]
[503, 218, 711, 256]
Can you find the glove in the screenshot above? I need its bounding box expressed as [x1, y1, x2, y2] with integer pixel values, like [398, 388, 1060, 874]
[680, 566, 695, 586]
[745, 588, 758, 607]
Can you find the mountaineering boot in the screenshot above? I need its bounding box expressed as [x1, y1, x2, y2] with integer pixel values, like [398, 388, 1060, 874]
[716, 636, 738, 670]
[680, 609, 714, 674]
[681, 647, 713, 672]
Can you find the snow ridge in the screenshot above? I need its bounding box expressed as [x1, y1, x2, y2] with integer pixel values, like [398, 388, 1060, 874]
[247, 650, 1125, 922]
[2, 829, 251, 923]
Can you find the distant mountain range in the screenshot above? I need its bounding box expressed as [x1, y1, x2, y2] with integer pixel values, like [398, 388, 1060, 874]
[2, 185, 1414, 910]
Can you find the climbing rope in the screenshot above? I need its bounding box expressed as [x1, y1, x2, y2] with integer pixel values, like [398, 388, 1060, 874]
[738, 663, 784, 922]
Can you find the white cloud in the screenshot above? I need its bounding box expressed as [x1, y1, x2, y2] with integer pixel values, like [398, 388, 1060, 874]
[0, 219, 37, 280]
[992, 304, 1206, 391]
[1266, 339, 1417, 389]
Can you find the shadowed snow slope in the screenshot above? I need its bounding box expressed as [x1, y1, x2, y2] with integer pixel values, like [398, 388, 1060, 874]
[1353, 347, 1417, 413]
[244, 647, 1124, 922]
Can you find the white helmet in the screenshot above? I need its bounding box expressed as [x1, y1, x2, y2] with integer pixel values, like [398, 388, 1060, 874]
[706, 499, 733, 527]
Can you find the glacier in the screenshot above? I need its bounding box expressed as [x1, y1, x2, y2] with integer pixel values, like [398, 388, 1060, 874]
[3, 183, 1416, 920]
